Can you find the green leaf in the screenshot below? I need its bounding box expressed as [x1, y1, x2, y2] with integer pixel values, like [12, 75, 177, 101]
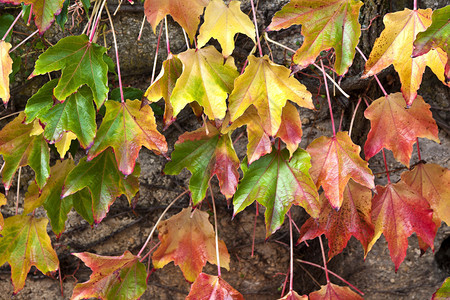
[24, 79, 58, 123]
[9, 53, 21, 83]
[72, 188, 95, 225]
[110, 87, 143, 102]
[0, 113, 50, 190]
[56, 0, 69, 31]
[433, 277, 450, 300]
[164, 123, 240, 205]
[33, 34, 109, 107]
[103, 54, 116, 75]
[0, 14, 14, 42]
[233, 148, 319, 237]
[88, 99, 167, 176]
[81, 0, 90, 16]
[0, 215, 59, 293]
[62, 148, 140, 223]
[39, 86, 96, 148]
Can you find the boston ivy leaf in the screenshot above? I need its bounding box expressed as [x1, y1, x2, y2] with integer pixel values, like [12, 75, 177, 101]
[144, 0, 209, 41]
[0, 14, 14, 42]
[197, 0, 255, 57]
[362, 8, 447, 106]
[87, 99, 167, 176]
[267, 0, 363, 75]
[228, 55, 313, 136]
[0, 113, 50, 190]
[72, 251, 147, 300]
[187, 273, 244, 300]
[62, 149, 140, 223]
[298, 180, 374, 259]
[309, 283, 363, 300]
[165, 123, 239, 205]
[369, 181, 437, 271]
[0, 215, 59, 293]
[33, 34, 109, 107]
[152, 208, 230, 282]
[306, 131, 374, 209]
[54, 131, 77, 159]
[0, 193, 6, 231]
[433, 277, 450, 300]
[364, 93, 439, 167]
[39, 86, 96, 148]
[233, 147, 319, 237]
[279, 290, 308, 300]
[24, 79, 58, 123]
[170, 46, 238, 120]
[276, 102, 303, 157]
[401, 163, 450, 226]
[145, 53, 183, 129]
[0, 41, 13, 105]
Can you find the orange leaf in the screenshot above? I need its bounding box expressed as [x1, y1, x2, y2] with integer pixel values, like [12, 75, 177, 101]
[364, 93, 439, 167]
[279, 290, 308, 300]
[275, 102, 303, 157]
[369, 181, 437, 271]
[306, 131, 374, 209]
[363, 8, 447, 106]
[0, 41, 13, 106]
[309, 282, 363, 300]
[152, 208, 230, 282]
[186, 273, 244, 300]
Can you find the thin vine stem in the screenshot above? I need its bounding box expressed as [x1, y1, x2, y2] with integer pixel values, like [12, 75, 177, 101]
[105, 6, 124, 103]
[416, 138, 422, 161]
[164, 16, 171, 54]
[348, 98, 362, 138]
[355, 46, 388, 97]
[137, 190, 189, 257]
[137, 15, 146, 41]
[320, 60, 336, 137]
[251, 203, 259, 257]
[10, 29, 39, 53]
[2, 11, 23, 41]
[288, 210, 294, 291]
[249, 0, 263, 56]
[139, 241, 161, 262]
[15, 167, 21, 215]
[0, 111, 22, 121]
[89, 0, 107, 43]
[382, 149, 391, 183]
[182, 28, 190, 50]
[209, 182, 221, 277]
[318, 235, 330, 283]
[413, 0, 418, 10]
[151, 23, 164, 84]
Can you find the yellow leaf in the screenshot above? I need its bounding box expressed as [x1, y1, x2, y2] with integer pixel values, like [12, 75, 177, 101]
[363, 8, 447, 106]
[0, 193, 6, 232]
[30, 119, 44, 136]
[0, 41, 13, 106]
[198, 0, 255, 57]
[55, 131, 77, 159]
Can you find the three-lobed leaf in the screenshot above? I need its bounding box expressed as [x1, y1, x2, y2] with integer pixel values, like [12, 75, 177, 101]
[186, 273, 244, 300]
[309, 283, 363, 300]
[0, 40, 13, 105]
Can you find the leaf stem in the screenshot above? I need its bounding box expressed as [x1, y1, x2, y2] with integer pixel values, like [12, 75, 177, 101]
[249, 0, 263, 57]
[320, 60, 336, 137]
[89, 0, 107, 43]
[15, 167, 21, 215]
[288, 210, 294, 291]
[296, 259, 364, 296]
[382, 149, 391, 183]
[164, 16, 171, 54]
[251, 203, 259, 257]
[139, 241, 161, 262]
[348, 98, 362, 138]
[416, 138, 422, 161]
[209, 182, 221, 277]
[0, 111, 22, 121]
[2, 11, 23, 41]
[137, 15, 146, 41]
[182, 28, 190, 50]
[413, 0, 417, 10]
[105, 6, 124, 103]
[355, 46, 388, 97]
[137, 190, 189, 257]
[151, 23, 163, 85]
[10, 29, 39, 53]
[318, 235, 330, 283]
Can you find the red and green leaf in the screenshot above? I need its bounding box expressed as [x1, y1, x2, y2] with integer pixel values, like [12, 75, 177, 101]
[186, 273, 244, 300]
[72, 251, 147, 300]
[309, 283, 363, 300]
[152, 208, 230, 282]
[432, 277, 450, 300]
[0, 40, 13, 105]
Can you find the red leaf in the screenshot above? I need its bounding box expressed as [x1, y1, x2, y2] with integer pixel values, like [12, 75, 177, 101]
[279, 290, 308, 300]
[309, 282, 363, 300]
[186, 273, 244, 300]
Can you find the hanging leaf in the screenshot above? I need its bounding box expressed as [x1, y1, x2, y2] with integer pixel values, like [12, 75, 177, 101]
[152, 208, 230, 282]
[299, 180, 374, 259]
[33, 34, 109, 107]
[0, 40, 13, 105]
[432, 277, 450, 300]
[369, 181, 437, 271]
[279, 290, 308, 300]
[228, 55, 313, 136]
[170, 46, 238, 121]
[143, 0, 209, 41]
[362, 8, 447, 106]
[0, 193, 6, 231]
[54, 131, 77, 159]
[364, 93, 439, 167]
[197, 0, 255, 57]
[233, 148, 320, 237]
[72, 251, 147, 300]
[186, 273, 244, 300]
[275, 102, 303, 157]
[306, 131, 374, 209]
[164, 123, 239, 205]
[87, 99, 167, 176]
[62, 149, 140, 223]
[0, 215, 59, 293]
[401, 163, 450, 225]
[309, 283, 363, 300]
[24, 79, 58, 123]
[0, 113, 50, 190]
[267, 0, 363, 75]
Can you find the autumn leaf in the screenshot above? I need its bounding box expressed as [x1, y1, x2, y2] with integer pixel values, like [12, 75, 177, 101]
[197, 0, 255, 57]
[0, 215, 59, 293]
[228, 55, 313, 136]
[309, 283, 363, 300]
[0, 193, 6, 231]
[152, 208, 230, 282]
[62, 149, 140, 223]
[364, 93, 439, 167]
[72, 251, 147, 300]
[55, 131, 77, 159]
[164, 123, 239, 205]
[362, 8, 447, 106]
[186, 273, 244, 300]
[0, 40, 13, 105]
[1, 0, 65, 32]
[279, 290, 308, 300]
[233, 147, 319, 237]
[432, 277, 450, 300]
[306, 131, 374, 209]
[87, 99, 167, 176]
[401, 163, 450, 225]
[144, 0, 209, 41]
[170, 46, 238, 120]
[0, 113, 50, 190]
[298, 180, 374, 259]
[267, 0, 363, 75]
[33, 34, 109, 107]
[369, 181, 437, 271]
[276, 102, 303, 157]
